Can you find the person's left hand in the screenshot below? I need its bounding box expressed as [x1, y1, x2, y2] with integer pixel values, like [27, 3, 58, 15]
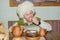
[32, 17, 39, 25]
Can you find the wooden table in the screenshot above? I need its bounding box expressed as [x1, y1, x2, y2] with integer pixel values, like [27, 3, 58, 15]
[9, 31, 60, 40]
[45, 31, 60, 40]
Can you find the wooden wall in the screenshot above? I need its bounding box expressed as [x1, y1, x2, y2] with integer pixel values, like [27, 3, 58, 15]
[44, 20, 60, 33]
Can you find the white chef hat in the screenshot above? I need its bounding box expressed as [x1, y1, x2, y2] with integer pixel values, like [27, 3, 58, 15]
[17, 1, 35, 18]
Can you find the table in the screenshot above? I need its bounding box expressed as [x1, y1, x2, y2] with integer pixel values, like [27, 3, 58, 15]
[9, 31, 60, 40]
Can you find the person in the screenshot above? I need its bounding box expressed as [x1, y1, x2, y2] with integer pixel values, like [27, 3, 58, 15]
[0, 22, 9, 40]
[9, 1, 52, 40]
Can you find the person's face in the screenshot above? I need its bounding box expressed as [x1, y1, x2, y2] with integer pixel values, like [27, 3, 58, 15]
[24, 11, 34, 22]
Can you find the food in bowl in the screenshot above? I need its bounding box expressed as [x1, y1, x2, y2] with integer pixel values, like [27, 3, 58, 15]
[25, 30, 40, 40]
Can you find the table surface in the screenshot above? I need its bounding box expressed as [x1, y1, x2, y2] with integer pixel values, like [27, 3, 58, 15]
[45, 31, 60, 40]
[9, 31, 60, 40]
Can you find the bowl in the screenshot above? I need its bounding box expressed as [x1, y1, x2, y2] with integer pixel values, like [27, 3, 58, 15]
[25, 30, 40, 40]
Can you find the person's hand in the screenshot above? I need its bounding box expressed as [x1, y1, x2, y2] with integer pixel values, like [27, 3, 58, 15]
[32, 17, 39, 25]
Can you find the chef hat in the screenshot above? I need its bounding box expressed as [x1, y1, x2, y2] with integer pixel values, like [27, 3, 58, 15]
[17, 1, 35, 18]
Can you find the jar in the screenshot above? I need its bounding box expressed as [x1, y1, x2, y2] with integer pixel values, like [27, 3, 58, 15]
[12, 25, 23, 37]
[39, 28, 46, 37]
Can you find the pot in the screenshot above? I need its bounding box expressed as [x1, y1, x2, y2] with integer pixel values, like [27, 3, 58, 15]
[26, 36, 40, 40]
[25, 30, 40, 40]
[12, 25, 23, 37]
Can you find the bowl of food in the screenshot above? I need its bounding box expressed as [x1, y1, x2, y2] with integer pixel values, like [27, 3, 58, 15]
[25, 30, 40, 40]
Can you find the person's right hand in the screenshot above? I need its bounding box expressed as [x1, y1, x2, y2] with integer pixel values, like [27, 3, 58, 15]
[32, 17, 39, 25]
